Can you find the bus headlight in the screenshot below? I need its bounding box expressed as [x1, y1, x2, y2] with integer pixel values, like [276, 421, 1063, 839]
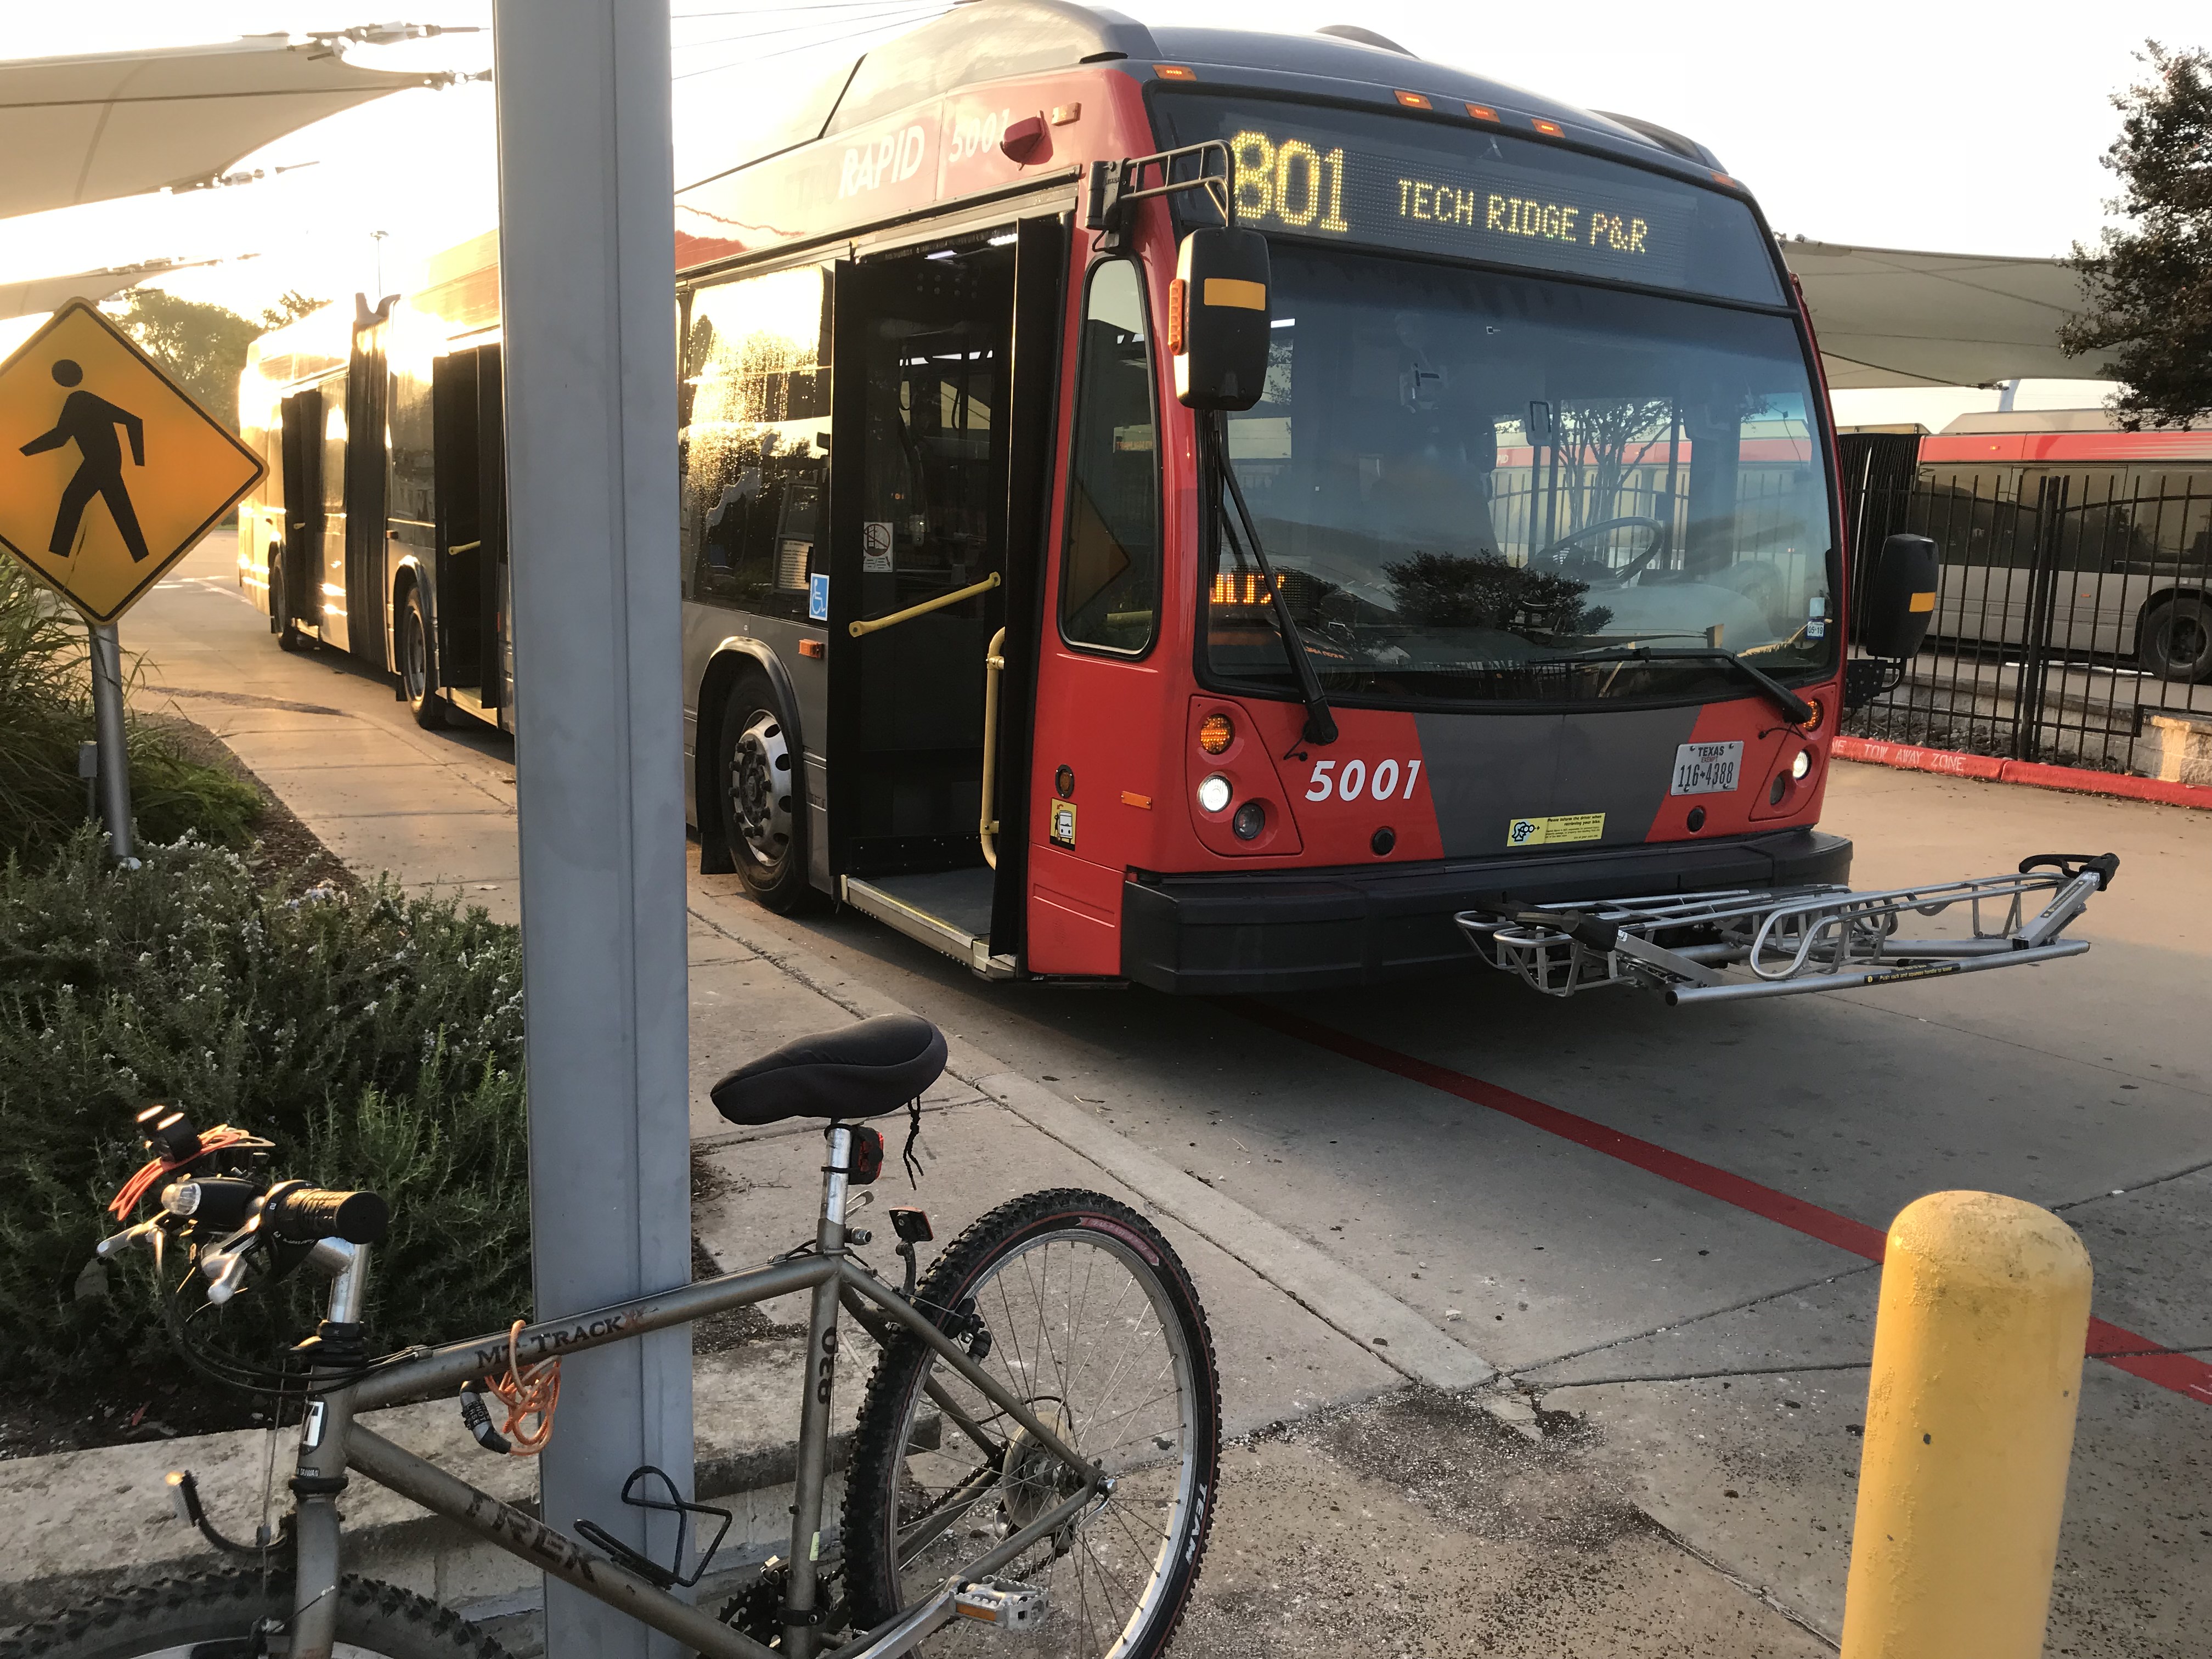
[1197, 774, 1232, 814]
[1791, 749, 1812, 780]
[1232, 800, 1266, 840]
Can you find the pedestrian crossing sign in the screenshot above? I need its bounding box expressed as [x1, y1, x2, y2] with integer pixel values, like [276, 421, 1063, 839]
[0, 298, 264, 624]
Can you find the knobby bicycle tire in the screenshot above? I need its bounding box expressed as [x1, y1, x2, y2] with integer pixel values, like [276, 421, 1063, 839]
[842, 1188, 1221, 1658]
[0, 1568, 511, 1659]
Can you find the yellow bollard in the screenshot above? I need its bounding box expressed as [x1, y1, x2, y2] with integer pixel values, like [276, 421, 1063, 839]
[1841, 1190, 2092, 1658]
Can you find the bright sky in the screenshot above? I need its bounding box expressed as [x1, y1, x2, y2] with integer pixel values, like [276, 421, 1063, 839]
[2, 0, 2196, 424]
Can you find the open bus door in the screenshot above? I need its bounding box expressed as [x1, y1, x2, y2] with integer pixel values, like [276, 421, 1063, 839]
[276, 387, 325, 637]
[430, 341, 511, 723]
[825, 221, 1063, 975]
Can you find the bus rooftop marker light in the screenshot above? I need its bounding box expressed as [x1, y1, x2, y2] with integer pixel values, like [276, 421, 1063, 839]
[1465, 104, 1499, 122]
[1531, 117, 1564, 136]
[1393, 91, 1432, 110]
[1154, 64, 1195, 80]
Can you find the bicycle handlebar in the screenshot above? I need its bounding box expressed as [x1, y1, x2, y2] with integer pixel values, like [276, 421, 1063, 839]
[263, 1184, 390, 1245]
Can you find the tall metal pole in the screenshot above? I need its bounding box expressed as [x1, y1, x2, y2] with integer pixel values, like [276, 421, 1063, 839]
[88, 622, 136, 865]
[489, 4, 693, 1656]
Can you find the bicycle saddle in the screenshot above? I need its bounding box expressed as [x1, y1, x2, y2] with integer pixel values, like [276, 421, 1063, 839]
[710, 1014, 947, 1126]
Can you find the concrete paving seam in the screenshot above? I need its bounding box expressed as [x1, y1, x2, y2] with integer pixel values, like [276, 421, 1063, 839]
[974, 1070, 1496, 1392]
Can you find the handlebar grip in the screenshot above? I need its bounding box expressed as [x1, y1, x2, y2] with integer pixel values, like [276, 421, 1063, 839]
[266, 1186, 389, 1245]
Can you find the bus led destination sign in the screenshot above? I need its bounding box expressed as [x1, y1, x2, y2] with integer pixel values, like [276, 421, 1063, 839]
[1173, 97, 1783, 305]
[1395, 178, 1651, 257]
[1229, 123, 1689, 287]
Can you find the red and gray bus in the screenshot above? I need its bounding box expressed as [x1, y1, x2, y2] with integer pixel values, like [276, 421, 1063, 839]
[240, 2, 1961, 994]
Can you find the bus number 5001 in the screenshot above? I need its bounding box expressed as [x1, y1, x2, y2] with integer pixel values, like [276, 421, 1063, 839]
[1306, 759, 1421, 803]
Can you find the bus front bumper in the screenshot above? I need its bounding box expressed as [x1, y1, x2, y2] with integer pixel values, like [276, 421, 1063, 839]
[1119, 828, 1853, 995]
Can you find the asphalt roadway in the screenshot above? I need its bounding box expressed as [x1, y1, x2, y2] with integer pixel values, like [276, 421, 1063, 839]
[125, 534, 2211, 1655]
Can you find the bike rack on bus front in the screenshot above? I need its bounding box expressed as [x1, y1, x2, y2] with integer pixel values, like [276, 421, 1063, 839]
[1456, 852, 2118, 1006]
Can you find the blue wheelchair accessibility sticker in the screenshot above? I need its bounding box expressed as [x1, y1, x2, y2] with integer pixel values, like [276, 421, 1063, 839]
[808, 572, 830, 622]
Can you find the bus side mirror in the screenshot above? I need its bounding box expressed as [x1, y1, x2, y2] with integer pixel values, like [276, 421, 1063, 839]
[1861, 532, 1937, 660]
[1171, 228, 1271, 411]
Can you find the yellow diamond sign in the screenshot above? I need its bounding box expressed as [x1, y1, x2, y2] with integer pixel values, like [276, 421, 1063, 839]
[0, 298, 264, 624]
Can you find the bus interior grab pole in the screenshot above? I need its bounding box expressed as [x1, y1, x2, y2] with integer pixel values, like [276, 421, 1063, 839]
[490, 3, 693, 1657]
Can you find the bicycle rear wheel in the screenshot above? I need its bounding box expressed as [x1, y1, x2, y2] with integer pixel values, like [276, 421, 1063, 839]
[0, 1570, 510, 1659]
[843, 1189, 1220, 1658]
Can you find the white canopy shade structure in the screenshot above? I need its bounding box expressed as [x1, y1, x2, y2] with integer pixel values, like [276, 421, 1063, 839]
[0, 33, 454, 219]
[1781, 238, 2112, 391]
[0, 256, 227, 320]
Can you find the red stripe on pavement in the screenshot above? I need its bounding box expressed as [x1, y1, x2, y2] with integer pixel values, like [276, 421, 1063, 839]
[1234, 1000, 2212, 1405]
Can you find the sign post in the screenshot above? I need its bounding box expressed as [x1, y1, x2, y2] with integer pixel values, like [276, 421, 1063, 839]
[0, 299, 264, 860]
[88, 624, 136, 864]
[490, 2, 693, 1656]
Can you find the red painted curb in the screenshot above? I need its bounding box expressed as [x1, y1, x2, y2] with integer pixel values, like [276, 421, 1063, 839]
[1232, 1000, 2212, 1407]
[1835, 735, 2212, 810]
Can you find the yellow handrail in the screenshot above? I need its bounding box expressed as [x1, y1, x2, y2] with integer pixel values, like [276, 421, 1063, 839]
[978, 626, 1007, 870]
[847, 571, 1001, 638]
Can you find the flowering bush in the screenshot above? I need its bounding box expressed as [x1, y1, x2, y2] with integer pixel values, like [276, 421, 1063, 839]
[0, 832, 529, 1398]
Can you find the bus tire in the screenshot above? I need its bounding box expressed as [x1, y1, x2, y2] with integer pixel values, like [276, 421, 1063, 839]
[398, 581, 449, 729]
[717, 668, 812, 913]
[2138, 596, 2212, 683]
[271, 551, 307, 654]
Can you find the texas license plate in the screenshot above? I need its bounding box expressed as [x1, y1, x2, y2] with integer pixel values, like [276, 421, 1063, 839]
[1671, 741, 1743, 795]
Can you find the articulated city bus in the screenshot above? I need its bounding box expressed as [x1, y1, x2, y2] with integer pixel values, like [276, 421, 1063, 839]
[240, 3, 2107, 1000]
[239, 231, 508, 728]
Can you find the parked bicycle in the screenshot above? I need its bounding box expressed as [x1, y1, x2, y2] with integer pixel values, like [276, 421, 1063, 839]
[7, 1015, 1221, 1659]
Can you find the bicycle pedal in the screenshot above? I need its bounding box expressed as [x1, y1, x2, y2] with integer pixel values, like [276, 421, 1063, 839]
[953, 1578, 1047, 1632]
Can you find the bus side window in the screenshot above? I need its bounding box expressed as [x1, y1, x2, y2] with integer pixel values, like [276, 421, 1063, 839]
[1059, 259, 1160, 655]
[681, 266, 833, 619]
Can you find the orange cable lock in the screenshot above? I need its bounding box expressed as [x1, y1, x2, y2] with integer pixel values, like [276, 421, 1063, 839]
[485, 1319, 561, 1454]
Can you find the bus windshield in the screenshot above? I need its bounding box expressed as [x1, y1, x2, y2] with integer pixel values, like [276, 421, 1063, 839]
[1203, 244, 1837, 708]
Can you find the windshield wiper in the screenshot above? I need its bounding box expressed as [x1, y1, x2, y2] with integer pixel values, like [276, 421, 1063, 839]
[1207, 415, 1338, 747]
[1550, 645, 1816, 726]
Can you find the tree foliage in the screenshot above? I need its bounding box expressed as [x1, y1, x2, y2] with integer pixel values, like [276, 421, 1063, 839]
[2062, 42, 2212, 429]
[110, 289, 325, 431]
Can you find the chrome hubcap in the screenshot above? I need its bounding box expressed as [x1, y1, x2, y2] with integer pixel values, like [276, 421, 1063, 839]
[730, 709, 793, 867]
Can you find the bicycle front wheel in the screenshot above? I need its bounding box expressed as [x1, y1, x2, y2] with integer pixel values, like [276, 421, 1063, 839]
[843, 1190, 1221, 1658]
[0, 1571, 510, 1659]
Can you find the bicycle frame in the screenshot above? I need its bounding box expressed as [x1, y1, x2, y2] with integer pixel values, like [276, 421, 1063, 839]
[277, 1128, 1107, 1659]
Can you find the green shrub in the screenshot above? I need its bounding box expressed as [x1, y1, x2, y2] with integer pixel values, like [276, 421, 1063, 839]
[0, 831, 530, 1399]
[0, 562, 260, 862]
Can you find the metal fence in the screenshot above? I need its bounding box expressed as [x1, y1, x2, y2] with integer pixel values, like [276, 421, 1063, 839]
[1840, 435, 2212, 774]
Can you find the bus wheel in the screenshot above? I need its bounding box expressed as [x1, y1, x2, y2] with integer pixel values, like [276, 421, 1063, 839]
[718, 671, 811, 913]
[271, 555, 307, 653]
[2138, 596, 2212, 682]
[399, 583, 449, 728]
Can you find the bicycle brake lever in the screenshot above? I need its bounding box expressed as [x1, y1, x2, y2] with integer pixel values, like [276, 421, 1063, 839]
[202, 1243, 256, 1305]
[95, 1220, 159, 1259]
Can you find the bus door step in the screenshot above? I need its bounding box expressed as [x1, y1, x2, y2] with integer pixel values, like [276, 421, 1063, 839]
[841, 873, 1015, 981]
[1456, 853, 2118, 1007]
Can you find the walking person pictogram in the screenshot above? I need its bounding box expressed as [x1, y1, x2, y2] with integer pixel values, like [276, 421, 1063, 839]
[20, 358, 151, 563]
